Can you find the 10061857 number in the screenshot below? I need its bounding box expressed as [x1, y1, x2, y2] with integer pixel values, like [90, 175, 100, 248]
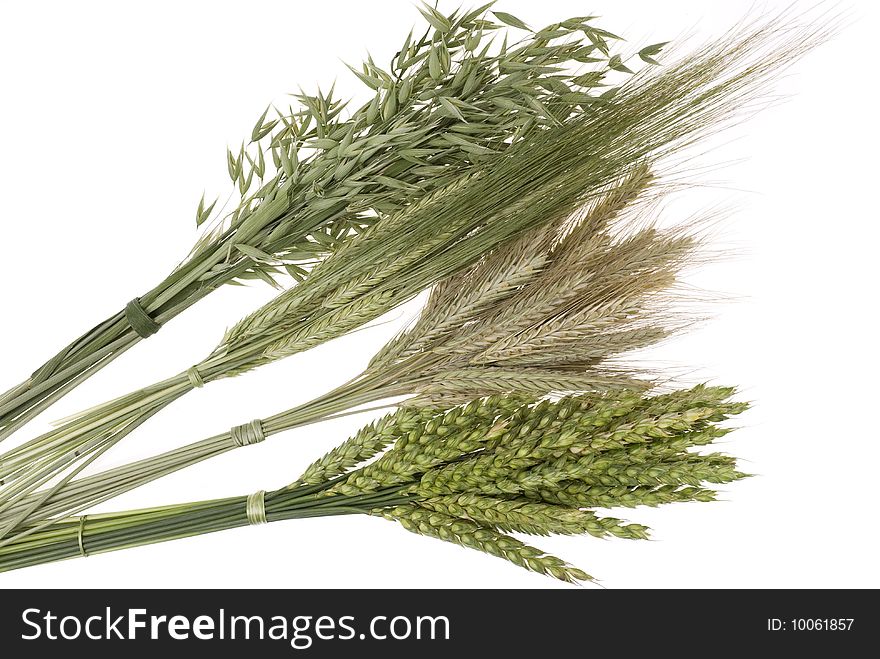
[792, 618, 854, 631]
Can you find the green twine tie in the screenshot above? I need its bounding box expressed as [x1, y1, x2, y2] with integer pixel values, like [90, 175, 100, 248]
[124, 298, 161, 338]
[231, 420, 265, 447]
[246, 491, 267, 525]
[186, 366, 205, 389]
[77, 515, 89, 558]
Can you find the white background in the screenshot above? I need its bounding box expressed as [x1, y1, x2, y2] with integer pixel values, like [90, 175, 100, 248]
[0, 0, 877, 589]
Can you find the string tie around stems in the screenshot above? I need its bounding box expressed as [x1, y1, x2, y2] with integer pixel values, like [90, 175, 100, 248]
[231, 419, 265, 448]
[246, 491, 267, 525]
[124, 298, 161, 339]
[77, 515, 88, 558]
[186, 366, 205, 389]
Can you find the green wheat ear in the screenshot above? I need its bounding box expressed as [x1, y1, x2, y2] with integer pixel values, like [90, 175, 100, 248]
[304, 384, 748, 583]
[380, 506, 594, 584]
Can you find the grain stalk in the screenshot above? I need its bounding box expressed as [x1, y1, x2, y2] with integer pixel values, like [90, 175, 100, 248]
[0, 386, 747, 584]
[0, 4, 636, 439]
[0, 164, 685, 541]
[0, 9, 826, 542]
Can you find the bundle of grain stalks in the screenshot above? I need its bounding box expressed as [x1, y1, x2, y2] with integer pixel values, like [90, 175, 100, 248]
[0, 3, 828, 582]
[0, 6, 647, 440]
[0, 386, 747, 580]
